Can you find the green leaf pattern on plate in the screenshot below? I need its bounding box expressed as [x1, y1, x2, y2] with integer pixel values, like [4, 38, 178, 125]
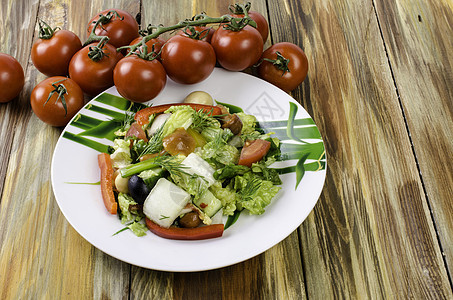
[64, 93, 326, 190]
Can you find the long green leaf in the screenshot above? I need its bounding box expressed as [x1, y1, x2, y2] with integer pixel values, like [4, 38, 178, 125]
[257, 118, 315, 129]
[286, 102, 300, 142]
[71, 114, 103, 130]
[95, 93, 148, 111]
[267, 126, 321, 140]
[224, 210, 242, 230]
[77, 119, 123, 141]
[295, 153, 309, 190]
[94, 93, 131, 110]
[63, 132, 110, 153]
[273, 160, 326, 174]
[278, 142, 325, 161]
[85, 104, 125, 120]
[215, 100, 243, 113]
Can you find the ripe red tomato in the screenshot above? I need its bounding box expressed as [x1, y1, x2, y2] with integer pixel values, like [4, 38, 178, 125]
[257, 42, 308, 92]
[0, 53, 24, 103]
[231, 11, 269, 43]
[160, 35, 216, 84]
[30, 76, 84, 127]
[69, 42, 123, 96]
[211, 25, 263, 71]
[113, 55, 167, 103]
[87, 9, 139, 48]
[31, 21, 82, 76]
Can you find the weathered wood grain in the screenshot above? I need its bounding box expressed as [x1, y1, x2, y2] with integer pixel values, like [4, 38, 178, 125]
[266, 0, 452, 298]
[0, 0, 137, 299]
[1, 0, 452, 298]
[0, 0, 37, 200]
[374, 0, 453, 275]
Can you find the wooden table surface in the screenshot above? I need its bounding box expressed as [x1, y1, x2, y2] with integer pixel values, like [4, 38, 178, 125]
[1, 0, 453, 299]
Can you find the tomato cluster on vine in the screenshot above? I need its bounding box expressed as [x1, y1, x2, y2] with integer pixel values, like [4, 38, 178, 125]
[1, 3, 309, 127]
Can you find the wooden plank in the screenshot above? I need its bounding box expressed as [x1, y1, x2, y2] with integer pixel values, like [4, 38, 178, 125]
[0, 0, 138, 298]
[374, 0, 453, 274]
[0, 0, 37, 200]
[266, 0, 452, 298]
[133, 1, 306, 299]
[0, 1, 42, 298]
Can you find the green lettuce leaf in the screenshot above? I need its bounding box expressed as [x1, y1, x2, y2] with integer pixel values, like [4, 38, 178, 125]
[118, 193, 143, 224]
[209, 182, 238, 216]
[234, 173, 281, 215]
[236, 112, 257, 135]
[110, 139, 132, 168]
[127, 221, 147, 237]
[162, 105, 194, 137]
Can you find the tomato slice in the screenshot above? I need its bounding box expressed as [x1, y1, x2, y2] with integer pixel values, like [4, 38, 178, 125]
[126, 122, 148, 142]
[134, 103, 222, 126]
[238, 139, 271, 167]
[97, 153, 117, 214]
[145, 218, 224, 240]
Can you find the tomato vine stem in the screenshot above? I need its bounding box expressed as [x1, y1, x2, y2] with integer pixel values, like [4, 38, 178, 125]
[228, 2, 252, 17]
[83, 10, 122, 46]
[119, 13, 256, 55]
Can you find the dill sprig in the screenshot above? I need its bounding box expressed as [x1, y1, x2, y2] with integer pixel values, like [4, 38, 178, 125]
[122, 102, 145, 128]
[191, 108, 218, 132]
[240, 177, 262, 201]
[154, 156, 191, 178]
[138, 124, 165, 158]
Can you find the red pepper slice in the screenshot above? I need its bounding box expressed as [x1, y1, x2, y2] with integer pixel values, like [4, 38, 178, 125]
[145, 218, 224, 240]
[135, 103, 223, 126]
[98, 153, 117, 214]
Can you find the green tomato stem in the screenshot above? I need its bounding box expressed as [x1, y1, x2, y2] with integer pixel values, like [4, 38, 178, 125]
[38, 19, 59, 39]
[228, 2, 252, 16]
[262, 51, 291, 75]
[83, 10, 121, 47]
[119, 13, 256, 55]
[87, 37, 110, 62]
[44, 78, 69, 116]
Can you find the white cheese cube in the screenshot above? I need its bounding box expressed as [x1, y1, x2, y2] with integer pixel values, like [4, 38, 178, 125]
[181, 153, 216, 186]
[143, 178, 191, 228]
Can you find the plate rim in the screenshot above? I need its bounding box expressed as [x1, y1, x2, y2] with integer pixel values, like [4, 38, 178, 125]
[51, 68, 327, 272]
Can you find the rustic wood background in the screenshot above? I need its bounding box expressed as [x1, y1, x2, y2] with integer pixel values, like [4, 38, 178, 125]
[0, 0, 452, 298]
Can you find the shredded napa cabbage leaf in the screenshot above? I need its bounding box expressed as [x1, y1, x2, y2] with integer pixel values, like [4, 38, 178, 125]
[110, 139, 132, 168]
[162, 105, 194, 137]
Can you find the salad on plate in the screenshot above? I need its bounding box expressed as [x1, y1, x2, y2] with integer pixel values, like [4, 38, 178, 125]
[97, 91, 283, 240]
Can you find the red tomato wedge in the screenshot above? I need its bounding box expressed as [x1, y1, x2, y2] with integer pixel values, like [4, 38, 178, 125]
[134, 103, 222, 126]
[98, 153, 117, 214]
[238, 139, 271, 167]
[126, 122, 148, 142]
[145, 218, 224, 240]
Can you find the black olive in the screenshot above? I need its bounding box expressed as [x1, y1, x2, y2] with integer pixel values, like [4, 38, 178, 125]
[128, 175, 150, 204]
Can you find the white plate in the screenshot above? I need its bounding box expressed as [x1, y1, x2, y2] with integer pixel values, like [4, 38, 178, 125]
[51, 68, 326, 272]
